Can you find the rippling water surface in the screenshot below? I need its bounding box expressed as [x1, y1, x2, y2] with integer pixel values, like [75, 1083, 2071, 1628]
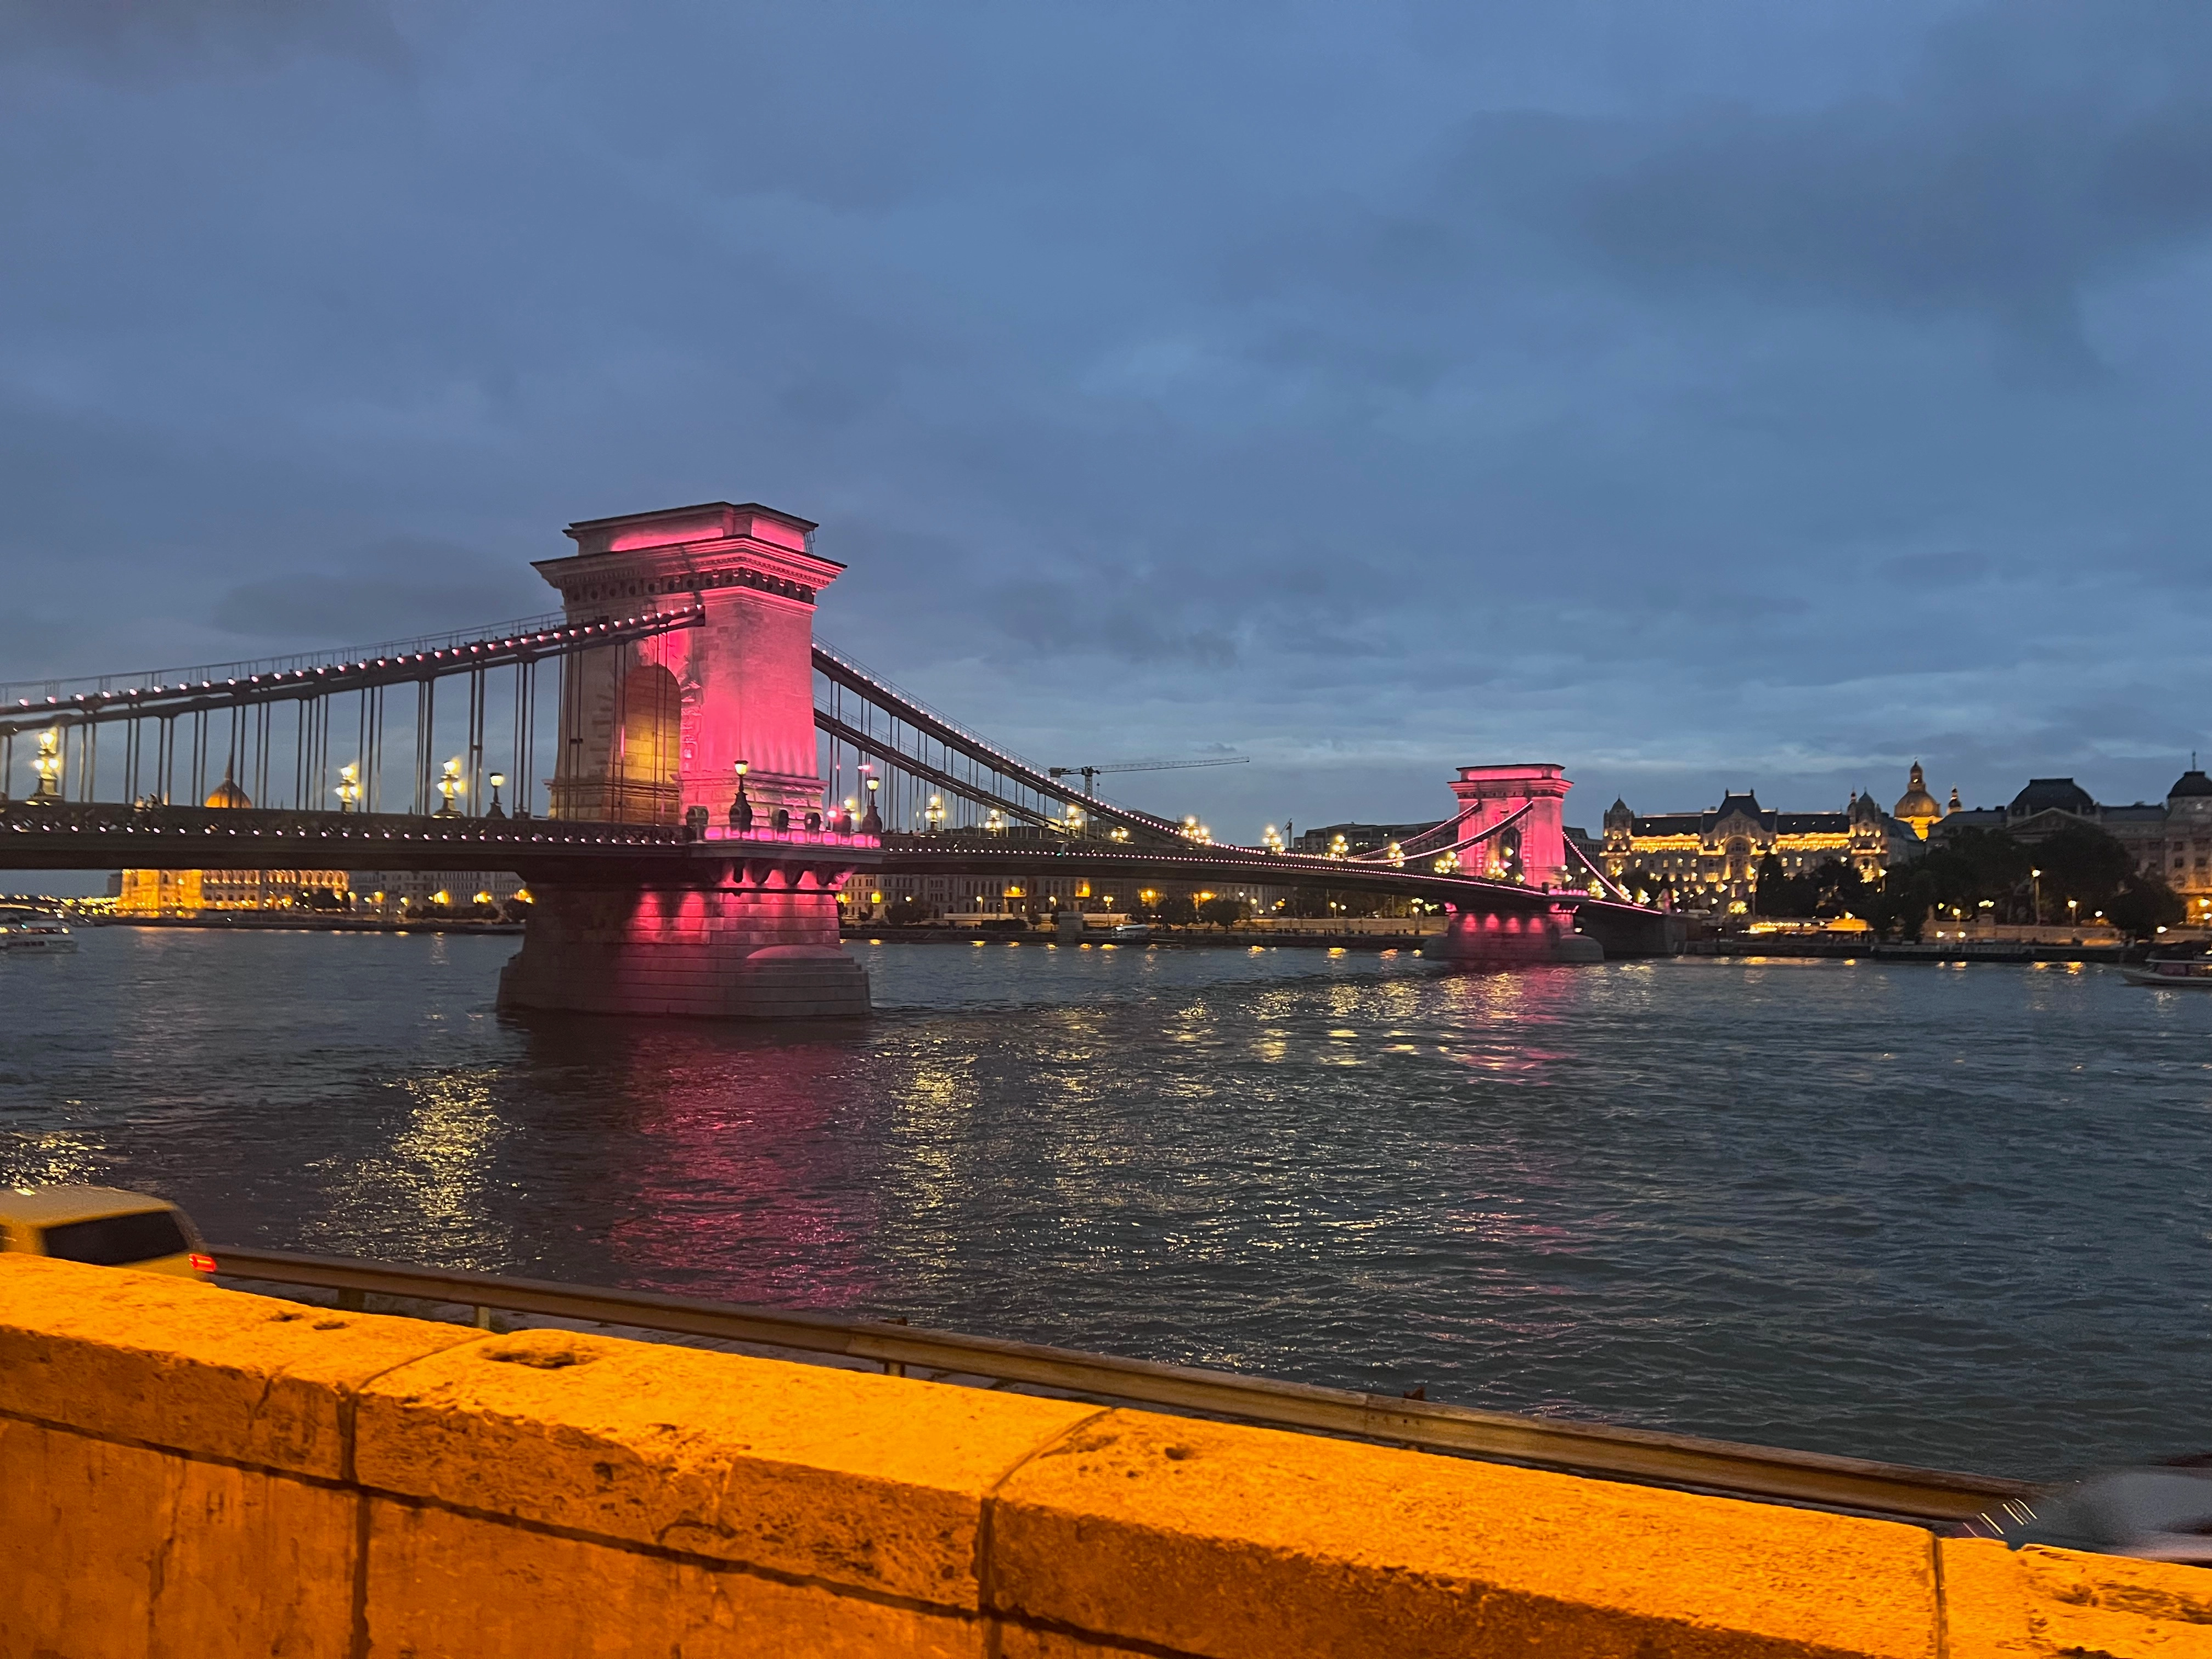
[4, 927, 2208, 1480]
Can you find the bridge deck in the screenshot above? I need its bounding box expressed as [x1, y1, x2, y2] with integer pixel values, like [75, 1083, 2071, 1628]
[0, 802, 1661, 934]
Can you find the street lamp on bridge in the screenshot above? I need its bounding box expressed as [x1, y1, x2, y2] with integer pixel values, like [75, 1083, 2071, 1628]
[335, 763, 360, 813]
[29, 728, 60, 803]
[730, 760, 753, 831]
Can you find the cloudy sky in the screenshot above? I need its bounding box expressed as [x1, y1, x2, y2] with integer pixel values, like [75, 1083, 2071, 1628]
[5, 1, 2211, 838]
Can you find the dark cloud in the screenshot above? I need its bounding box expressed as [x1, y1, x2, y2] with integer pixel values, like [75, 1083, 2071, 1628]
[1876, 551, 1992, 588]
[1446, 3, 2212, 352]
[2, 1, 2211, 831]
[0, 0, 408, 76]
[208, 535, 541, 642]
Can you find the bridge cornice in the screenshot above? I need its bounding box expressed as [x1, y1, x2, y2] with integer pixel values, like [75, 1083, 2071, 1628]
[537, 503, 845, 609]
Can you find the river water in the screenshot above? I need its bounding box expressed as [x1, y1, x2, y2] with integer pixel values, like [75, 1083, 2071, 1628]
[3, 927, 2206, 1481]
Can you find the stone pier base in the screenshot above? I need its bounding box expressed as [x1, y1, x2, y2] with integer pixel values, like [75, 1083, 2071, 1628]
[498, 882, 870, 1019]
[1435, 905, 1605, 965]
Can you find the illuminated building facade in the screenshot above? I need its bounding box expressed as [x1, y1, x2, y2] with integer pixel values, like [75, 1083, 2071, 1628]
[116, 770, 351, 916]
[1601, 779, 1919, 911]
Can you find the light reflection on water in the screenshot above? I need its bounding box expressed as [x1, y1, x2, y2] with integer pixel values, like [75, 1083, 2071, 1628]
[3, 928, 2210, 1480]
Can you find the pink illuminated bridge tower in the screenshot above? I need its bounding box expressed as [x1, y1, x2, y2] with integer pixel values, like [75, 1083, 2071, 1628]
[496, 503, 872, 1020]
[1435, 764, 1604, 964]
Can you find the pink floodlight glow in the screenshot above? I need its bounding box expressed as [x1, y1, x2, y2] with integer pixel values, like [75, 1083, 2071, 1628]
[1449, 764, 1574, 890]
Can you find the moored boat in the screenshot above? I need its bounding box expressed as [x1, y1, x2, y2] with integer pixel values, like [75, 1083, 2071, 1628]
[2121, 956, 2212, 988]
[0, 907, 77, 952]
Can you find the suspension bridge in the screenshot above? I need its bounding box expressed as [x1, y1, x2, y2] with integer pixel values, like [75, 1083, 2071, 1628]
[0, 500, 1674, 1016]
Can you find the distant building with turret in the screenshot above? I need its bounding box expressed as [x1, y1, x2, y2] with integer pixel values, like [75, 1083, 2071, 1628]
[1933, 768, 2212, 911]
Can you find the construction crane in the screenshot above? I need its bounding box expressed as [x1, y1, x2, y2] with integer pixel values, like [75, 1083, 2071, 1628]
[1047, 756, 1250, 795]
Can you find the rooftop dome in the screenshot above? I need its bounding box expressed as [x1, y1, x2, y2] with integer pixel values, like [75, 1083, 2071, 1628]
[204, 764, 252, 810]
[1893, 761, 1942, 835]
[2009, 777, 2097, 817]
[2170, 770, 2212, 799]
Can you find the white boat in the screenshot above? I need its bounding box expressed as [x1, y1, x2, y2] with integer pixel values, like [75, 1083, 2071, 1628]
[2121, 958, 2212, 988]
[0, 909, 77, 952]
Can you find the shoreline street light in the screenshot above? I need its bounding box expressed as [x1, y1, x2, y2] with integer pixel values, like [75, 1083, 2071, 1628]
[335, 763, 360, 814]
[29, 728, 61, 803]
[486, 772, 507, 819]
[860, 775, 883, 836]
[436, 758, 462, 816]
[730, 760, 753, 832]
[2030, 867, 2042, 925]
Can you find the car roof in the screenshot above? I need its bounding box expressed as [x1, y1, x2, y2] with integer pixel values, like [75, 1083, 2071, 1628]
[0, 1184, 180, 1226]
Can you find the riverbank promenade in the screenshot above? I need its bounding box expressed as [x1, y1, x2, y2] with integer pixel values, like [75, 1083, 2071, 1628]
[7, 1255, 2205, 1656]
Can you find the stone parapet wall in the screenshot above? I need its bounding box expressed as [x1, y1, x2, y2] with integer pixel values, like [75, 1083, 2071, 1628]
[4, 1256, 2207, 1657]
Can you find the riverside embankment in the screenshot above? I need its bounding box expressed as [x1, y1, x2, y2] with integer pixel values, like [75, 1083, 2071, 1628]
[8, 1255, 2208, 1657]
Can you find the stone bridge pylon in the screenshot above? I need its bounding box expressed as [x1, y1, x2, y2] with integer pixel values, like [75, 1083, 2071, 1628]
[1434, 764, 1604, 964]
[495, 503, 873, 1020]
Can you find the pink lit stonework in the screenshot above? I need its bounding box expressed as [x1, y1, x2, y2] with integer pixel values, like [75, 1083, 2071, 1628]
[495, 503, 870, 1020]
[1437, 764, 1603, 964]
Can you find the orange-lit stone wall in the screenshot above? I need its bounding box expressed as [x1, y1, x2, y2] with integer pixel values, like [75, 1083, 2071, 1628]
[7, 1255, 2205, 1657]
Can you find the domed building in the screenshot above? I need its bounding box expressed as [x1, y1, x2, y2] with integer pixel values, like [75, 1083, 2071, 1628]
[1892, 762, 1945, 840]
[115, 765, 351, 916]
[1929, 764, 2212, 916]
[201, 769, 252, 810]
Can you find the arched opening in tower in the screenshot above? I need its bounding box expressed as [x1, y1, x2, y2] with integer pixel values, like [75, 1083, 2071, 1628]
[612, 662, 682, 824]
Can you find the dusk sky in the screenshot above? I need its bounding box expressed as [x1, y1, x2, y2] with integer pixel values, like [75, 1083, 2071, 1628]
[6, 1, 2212, 839]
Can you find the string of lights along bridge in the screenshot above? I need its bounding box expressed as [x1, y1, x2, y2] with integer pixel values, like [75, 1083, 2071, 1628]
[0, 501, 1673, 1015]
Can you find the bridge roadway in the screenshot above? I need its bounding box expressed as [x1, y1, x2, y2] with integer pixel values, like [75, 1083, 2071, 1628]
[873, 834, 1620, 916]
[0, 800, 880, 881]
[0, 800, 1664, 931]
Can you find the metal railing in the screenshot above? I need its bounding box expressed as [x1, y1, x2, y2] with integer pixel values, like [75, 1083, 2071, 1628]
[213, 1246, 2032, 1526]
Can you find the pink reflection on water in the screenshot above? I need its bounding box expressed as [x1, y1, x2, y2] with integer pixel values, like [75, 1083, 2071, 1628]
[516, 1015, 882, 1311]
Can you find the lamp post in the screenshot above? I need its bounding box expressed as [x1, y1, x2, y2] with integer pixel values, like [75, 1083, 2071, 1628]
[860, 775, 882, 836]
[2030, 867, 2042, 926]
[335, 763, 360, 814]
[486, 772, 507, 819]
[29, 728, 60, 803]
[730, 760, 753, 832]
[436, 758, 462, 816]
[925, 795, 945, 834]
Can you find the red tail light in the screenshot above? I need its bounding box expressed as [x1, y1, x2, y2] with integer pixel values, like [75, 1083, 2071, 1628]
[188, 1252, 217, 1274]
